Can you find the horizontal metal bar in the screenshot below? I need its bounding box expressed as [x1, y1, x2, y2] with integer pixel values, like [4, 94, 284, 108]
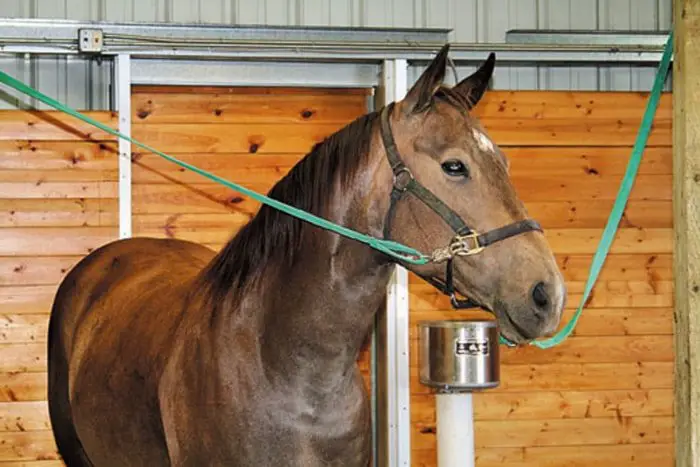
[131, 58, 381, 88]
[506, 29, 670, 47]
[0, 18, 670, 65]
[0, 17, 449, 47]
[0, 44, 669, 65]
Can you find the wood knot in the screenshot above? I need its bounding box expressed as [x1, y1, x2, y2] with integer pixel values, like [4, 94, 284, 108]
[248, 135, 265, 154]
[300, 109, 314, 119]
[136, 109, 151, 119]
[419, 426, 436, 434]
[229, 196, 244, 204]
[585, 167, 599, 176]
[213, 109, 223, 117]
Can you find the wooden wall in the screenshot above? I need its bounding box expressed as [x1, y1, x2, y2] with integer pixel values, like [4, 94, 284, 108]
[410, 91, 674, 466]
[0, 108, 119, 465]
[0, 86, 672, 466]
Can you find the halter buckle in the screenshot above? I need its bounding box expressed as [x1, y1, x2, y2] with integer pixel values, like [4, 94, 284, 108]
[392, 166, 414, 192]
[449, 232, 484, 257]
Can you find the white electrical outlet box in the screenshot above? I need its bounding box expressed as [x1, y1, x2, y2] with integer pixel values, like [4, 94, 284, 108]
[78, 28, 103, 53]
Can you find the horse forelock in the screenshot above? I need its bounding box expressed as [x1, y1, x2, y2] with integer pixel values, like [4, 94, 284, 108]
[199, 110, 381, 307]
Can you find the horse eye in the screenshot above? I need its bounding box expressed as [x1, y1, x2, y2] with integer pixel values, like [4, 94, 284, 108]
[441, 160, 469, 178]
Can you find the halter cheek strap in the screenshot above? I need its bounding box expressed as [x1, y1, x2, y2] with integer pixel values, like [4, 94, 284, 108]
[378, 103, 543, 309]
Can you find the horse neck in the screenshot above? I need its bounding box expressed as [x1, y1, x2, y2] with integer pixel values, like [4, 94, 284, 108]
[206, 117, 396, 387]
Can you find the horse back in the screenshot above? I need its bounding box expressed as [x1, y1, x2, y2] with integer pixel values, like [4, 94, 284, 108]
[48, 236, 215, 465]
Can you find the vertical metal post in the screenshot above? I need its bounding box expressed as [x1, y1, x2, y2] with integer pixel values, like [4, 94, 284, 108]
[375, 58, 411, 467]
[114, 54, 132, 239]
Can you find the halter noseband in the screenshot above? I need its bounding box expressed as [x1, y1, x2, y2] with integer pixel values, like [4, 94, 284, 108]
[379, 103, 542, 309]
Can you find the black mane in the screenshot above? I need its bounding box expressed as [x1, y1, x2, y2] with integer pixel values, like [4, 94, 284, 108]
[200, 110, 380, 303]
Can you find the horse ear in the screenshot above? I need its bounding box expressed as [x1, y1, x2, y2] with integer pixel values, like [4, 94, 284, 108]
[401, 44, 450, 114]
[453, 52, 496, 110]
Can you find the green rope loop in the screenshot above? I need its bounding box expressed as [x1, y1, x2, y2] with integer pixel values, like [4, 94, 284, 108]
[502, 31, 674, 349]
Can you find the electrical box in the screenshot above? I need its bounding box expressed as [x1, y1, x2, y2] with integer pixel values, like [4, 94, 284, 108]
[78, 29, 103, 53]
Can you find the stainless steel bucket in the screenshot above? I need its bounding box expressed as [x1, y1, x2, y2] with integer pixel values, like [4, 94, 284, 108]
[418, 320, 500, 391]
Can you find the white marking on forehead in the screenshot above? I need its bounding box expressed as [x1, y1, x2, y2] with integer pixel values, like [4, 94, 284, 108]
[472, 128, 494, 153]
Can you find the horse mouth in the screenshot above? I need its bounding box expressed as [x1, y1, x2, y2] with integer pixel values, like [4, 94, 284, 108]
[493, 306, 533, 345]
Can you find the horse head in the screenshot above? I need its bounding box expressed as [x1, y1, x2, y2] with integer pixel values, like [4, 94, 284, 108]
[378, 44, 567, 345]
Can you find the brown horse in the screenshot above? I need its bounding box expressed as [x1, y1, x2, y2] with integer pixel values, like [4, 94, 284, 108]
[47, 44, 566, 466]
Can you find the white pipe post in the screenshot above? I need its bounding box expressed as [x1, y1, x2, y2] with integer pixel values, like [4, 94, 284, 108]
[436, 392, 475, 467]
[381, 58, 411, 467]
[115, 53, 132, 239]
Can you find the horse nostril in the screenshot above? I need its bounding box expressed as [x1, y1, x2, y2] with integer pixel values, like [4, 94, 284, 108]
[532, 281, 550, 310]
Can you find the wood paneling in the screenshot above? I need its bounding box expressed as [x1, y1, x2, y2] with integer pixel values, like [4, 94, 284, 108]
[410, 90, 674, 466]
[0, 87, 673, 466]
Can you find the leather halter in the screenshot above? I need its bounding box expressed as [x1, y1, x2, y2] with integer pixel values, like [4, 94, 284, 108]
[379, 103, 543, 309]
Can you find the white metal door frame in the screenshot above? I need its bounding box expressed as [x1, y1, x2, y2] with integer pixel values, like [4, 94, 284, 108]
[110, 52, 413, 467]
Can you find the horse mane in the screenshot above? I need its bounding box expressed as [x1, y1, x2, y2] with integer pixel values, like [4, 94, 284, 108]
[199, 109, 381, 305]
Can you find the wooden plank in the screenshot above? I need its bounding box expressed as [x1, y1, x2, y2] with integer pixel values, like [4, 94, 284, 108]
[131, 213, 252, 240]
[410, 280, 673, 311]
[131, 92, 368, 124]
[0, 461, 63, 467]
[0, 110, 116, 142]
[520, 200, 672, 229]
[0, 315, 48, 344]
[0, 373, 47, 402]
[407, 335, 673, 366]
[510, 174, 671, 201]
[477, 117, 671, 147]
[0, 141, 118, 170]
[0, 227, 116, 256]
[0, 199, 110, 228]
[413, 444, 673, 467]
[411, 416, 672, 450]
[129, 118, 672, 154]
[0, 286, 57, 316]
[0, 256, 80, 286]
[0, 343, 46, 373]
[131, 153, 300, 184]
[0, 182, 117, 200]
[473, 90, 672, 121]
[409, 307, 673, 337]
[544, 228, 672, 254]
[130, 122, 348, 154]
[0, 431, 58, 462]
[410, 389, 673, 423]
[0, 401, 50, 432]
[673, 3, 700, 466]
[410, 362, 672, 394]
[0, 169, 117, 183]
[505, 147, 671, 176]
[553, 253, 672, 282]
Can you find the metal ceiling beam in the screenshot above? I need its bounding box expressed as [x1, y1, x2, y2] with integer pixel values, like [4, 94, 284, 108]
[0, 17, 450, 47]
[506, 29, 670, 46]
[0, 18, 669, 65]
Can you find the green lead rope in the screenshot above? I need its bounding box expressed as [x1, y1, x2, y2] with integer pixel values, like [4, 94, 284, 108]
[0, 70, 430, 266]
[0, 34, 672, 349]
[522, 31, 674, 350]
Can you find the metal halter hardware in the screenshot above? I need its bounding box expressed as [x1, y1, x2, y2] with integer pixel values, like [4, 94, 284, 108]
[379, 103, 543, 309]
